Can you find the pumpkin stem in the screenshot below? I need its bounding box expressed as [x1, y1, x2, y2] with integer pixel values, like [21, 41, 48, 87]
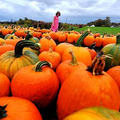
[14, 40, 40, 58]
[0, 105, 7, 119]
[87, 51, 105, 75]
[34, 61, 51, 72]
[69, 50, 78, 65]
[87, 51, 112, 75]
[49, 46, 53, 53]
[75, 30, 90, 46]
[116, 35, 120, 44]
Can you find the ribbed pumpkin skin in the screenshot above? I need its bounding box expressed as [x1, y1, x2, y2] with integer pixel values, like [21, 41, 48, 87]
[107, 66, 120, 90]
[62, 46, 92, 66]
[39, 50, 61, 69]
[0, 97, 42, 120]
[0, 45, 14, 56]
[64, 107, 120, 120]
[56, 61, 86, 85]
[102, 44, 120, 70]
[0, 73, 10, 97]
[57, 69, 120, 120]
[0, 50, 39, 79]
[11, 64, 59, 108]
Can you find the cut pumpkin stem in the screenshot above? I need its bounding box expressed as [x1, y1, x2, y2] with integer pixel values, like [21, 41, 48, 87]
[87, 51, 105, 75]
[87, 51, 112, 75]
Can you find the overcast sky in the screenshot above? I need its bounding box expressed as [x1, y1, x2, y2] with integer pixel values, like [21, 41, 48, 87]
[0, 0, 120, 24]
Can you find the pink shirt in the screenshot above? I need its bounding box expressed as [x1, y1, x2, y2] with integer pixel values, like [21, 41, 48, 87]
[51, 16, 59, 32]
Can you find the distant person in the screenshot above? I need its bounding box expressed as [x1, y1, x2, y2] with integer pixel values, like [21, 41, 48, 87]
[50, 11, 61, 32]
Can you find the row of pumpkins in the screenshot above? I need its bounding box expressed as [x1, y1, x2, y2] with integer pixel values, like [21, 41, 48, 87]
[0, 27, 120, 120]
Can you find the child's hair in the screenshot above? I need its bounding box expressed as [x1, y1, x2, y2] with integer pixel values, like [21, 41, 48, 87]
[56, 11, 61, 16]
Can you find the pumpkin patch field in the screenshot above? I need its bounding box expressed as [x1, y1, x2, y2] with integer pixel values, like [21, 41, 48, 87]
[1, 25, 120, 120]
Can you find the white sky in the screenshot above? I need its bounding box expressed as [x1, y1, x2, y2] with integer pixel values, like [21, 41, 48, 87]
[0, 0, 120, 23]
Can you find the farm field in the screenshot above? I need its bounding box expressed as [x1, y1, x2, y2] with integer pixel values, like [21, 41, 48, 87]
[73, 26, 120, 35]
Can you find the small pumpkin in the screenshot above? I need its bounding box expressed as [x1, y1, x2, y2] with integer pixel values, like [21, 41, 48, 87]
[33, 32, 42, 39]
[84, 34, 95, 47]
[58, 32, 67, 42]
[102, 36, 116, 46]
[11, 61, 59, 108]
[39, 36, 56, 52]
[39, 47, 61, 69]
[0, 40, 40, 79]
[5, 38, 22, 46]
[0, 97, 42, 120]
[4, 34, 18, 39]
[64, 107, 120, 120]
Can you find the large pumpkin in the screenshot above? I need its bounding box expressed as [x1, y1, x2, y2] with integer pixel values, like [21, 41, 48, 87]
[0, 97, 42, 120]
[64, 107, 120, 120]
[57, 52, 120, 120]
[11, 61, 59, 108]
[102, 35, 120, 70]
[0, 40, 40, 79]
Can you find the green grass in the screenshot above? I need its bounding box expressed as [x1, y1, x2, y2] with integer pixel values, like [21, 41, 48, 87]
[73, 26, 120, 35]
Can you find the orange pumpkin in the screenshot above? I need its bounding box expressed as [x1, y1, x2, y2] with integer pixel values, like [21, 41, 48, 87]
[56, 50, 86, 85]
[107, 66, 120, 90]
[39, 48, 61, 69]
[93, 33, 101, 38]
[87, 48, 97, 60]
[84, 34, 95, 47]
[2, 29, 13, 36]
[0, 97, 42, 120]
[11, 61, 59, 108]
[62, 46, 92, 66]
[102, 36, 116, 46]
[58, 32, 67, 42]
[94, 37, 103, 47]
[14, 30, 27, 38]
[57, 52, 120, 120]
[67, 33, 76, 43]
[0, 44, 14, 56]
[39, 36, 56, 52]
[49, 31, 59, 41]
[33, 32, 42, 39]
[55, 43, 73, 56]
[0, 73, 10, 97]
[5, 38, 22, 46]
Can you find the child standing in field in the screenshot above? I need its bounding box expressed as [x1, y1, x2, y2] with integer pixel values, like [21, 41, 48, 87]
[51, 11, 61, 32]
